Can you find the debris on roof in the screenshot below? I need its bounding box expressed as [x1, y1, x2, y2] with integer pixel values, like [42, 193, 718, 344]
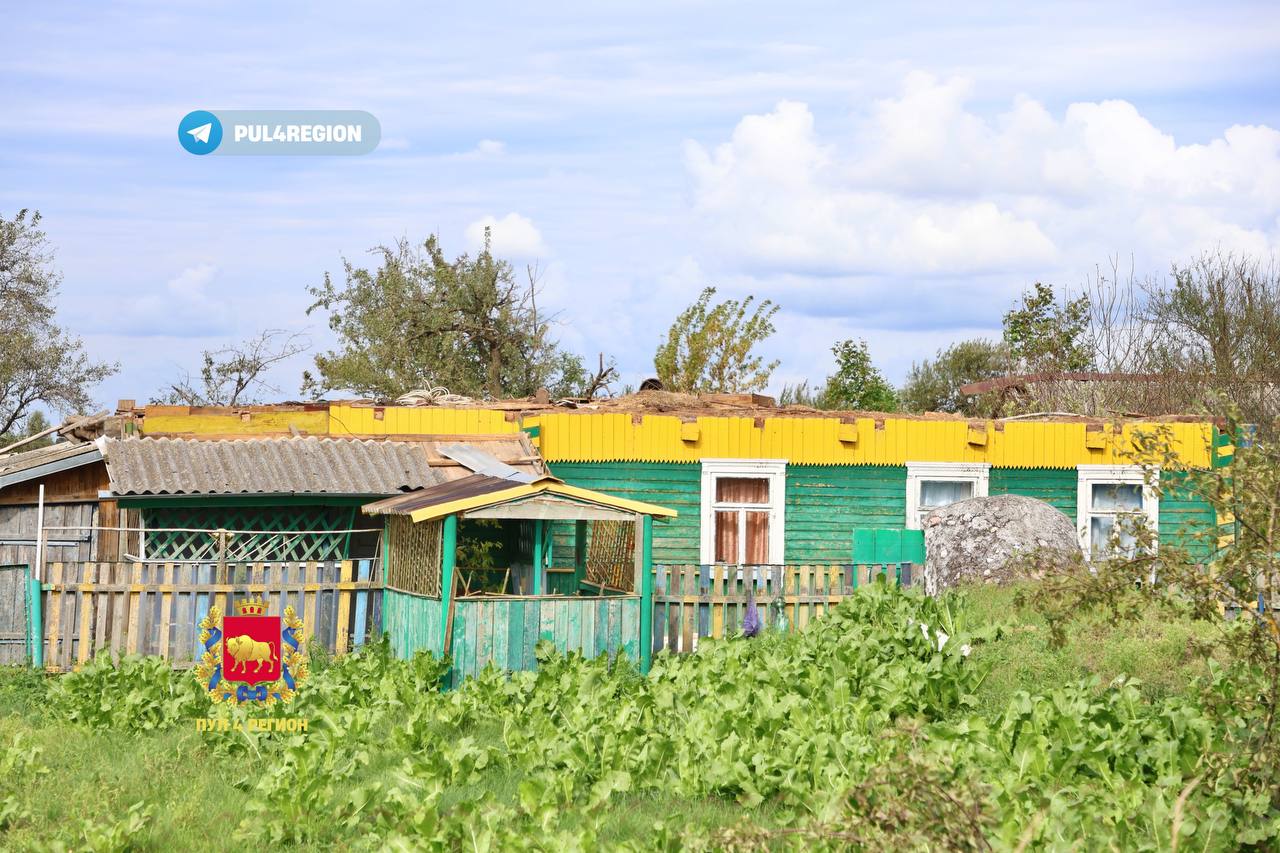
[99, 435, 542, 497]
[0, 441, 104, 489]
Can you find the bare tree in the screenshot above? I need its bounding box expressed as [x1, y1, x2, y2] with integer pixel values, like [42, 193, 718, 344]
[985, 251, 1280, 423]
[156, 330, 310, 407]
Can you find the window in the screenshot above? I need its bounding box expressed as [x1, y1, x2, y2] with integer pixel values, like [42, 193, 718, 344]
[699, 460, 786, 564]
[905, 462, 990, 529]
[1077, 465, 1159, 557]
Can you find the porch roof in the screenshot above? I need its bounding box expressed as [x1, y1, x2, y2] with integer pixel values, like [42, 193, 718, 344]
[362, 473, 677, 523]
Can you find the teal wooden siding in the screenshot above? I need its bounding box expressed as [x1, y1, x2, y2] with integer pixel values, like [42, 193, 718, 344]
[544, 461, 1217, 567]
[785, 466, 907, 563]
[546, 462, 700, 564]
[383, 589, 444, 658]
[989, 468, 1077, 517]
[1159, 472, 1216, 559]
[448, 596, 640, 686]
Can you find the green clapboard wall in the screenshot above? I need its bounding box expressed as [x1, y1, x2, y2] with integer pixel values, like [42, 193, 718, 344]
[547, 461, 1216, 566]
[785, 465, 908, 562]
[549, 462, 909, 565]
[1158, 471, 1217, 560]
[989, 467, 1077, 516]
[546, 462, 701, 564]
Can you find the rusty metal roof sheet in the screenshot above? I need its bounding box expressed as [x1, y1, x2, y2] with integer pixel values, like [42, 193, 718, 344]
[100, 436, 541, 497]
[362, 474, 523, 515]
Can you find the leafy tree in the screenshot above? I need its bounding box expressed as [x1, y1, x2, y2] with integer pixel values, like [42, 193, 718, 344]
[900, 339, 1007, 415]
[303, 231, 586, 400]
[155, 330, 310, 407]
[0, 210, 116, 440]
[654, 287, 779, 393]
[820, 339, 897, 411]
[1002, 281, 1091, 372]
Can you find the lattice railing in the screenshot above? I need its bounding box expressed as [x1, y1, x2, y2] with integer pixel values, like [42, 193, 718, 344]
[142, 506, 357, 562]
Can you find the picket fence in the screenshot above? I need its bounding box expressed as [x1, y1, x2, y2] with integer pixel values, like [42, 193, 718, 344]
[38, 560, 382, 671]
[652, 563, 916, 653]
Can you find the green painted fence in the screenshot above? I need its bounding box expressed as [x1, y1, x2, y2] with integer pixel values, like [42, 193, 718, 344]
[447, 595, 641, 686]
[383, 588, 444, 658]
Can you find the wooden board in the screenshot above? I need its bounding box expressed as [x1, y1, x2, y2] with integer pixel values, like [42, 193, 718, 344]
[650, 562, 918, 653]
[445, 595, 641, 688]
[37, 560, 384, 671]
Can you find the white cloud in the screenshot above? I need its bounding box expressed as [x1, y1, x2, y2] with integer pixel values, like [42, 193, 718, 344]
[108, 264, 234, 337]
[465, 212, 548, 258]
[684, 74, 1280, 278]
[474, 139, 505, 157]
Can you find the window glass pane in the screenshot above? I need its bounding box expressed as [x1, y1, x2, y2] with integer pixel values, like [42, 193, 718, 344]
[744, 511, 769, 564]
[715, 477, 769, 504]
[920, 480, 973, 509]
[714, 510, 739, 563]
[1090, 515, 1113, 555]
[1091, 515, 1137, 558]
[1091, 483, 1142, 511]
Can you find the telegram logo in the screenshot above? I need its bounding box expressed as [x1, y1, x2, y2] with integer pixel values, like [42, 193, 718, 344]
[178, 110, 223, 155]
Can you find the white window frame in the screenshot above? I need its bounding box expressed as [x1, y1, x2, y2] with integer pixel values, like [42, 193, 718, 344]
[905, 462, 990, 529]
[699, 459, 786, 565]
[1076, 464, 1159, 555]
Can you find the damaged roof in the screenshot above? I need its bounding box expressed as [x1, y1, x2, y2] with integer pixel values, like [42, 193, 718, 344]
[0, 441, 103, 489]
[99, 434, 541, 497]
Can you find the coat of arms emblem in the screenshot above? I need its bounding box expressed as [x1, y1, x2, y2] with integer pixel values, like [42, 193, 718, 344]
[196, 597, 309, 705]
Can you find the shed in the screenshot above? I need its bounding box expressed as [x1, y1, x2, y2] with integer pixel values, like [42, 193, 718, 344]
[98, 434, 542, 563]
[364, 473, 675, 682]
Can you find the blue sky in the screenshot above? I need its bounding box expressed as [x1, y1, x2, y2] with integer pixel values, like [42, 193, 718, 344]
[3, 2, 1280, 405]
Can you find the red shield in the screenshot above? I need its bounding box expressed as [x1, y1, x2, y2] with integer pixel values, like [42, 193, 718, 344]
[221, 616, 283, 685]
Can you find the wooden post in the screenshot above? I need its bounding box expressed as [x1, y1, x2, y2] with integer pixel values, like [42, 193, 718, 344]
[439, 514, 458, 653]
[531, 519, 544, 595]
[573, 521, 587, 588]
[639, 514, 654, 674]
[26, 568, 42, 669]
[215, 529, 228, 582]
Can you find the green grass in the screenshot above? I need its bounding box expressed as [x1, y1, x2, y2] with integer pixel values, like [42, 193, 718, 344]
[0, 586, 1223, 850]
[0, 693, 759, 851]
[962, 583, 1218, 713]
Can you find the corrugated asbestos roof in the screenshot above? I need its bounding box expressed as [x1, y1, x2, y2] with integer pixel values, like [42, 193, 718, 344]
[99, 436, 541, 497]
[0, 441, 102, 488]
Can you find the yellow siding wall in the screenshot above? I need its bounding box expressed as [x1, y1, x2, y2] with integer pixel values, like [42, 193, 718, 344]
[142, 404, 1215, 469]
[143, 409, 330, 436]
[327, 404, 520, 437]
[529, 413, 1212, 468]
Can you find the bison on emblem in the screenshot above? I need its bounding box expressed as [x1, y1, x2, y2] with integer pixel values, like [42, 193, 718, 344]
[225, 634, 278, 674]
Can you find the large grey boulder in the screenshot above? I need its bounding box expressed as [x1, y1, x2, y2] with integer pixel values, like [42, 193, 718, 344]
[922, 494, 1081, 595]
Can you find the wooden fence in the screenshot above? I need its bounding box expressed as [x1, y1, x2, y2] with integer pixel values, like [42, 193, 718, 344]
[652, 563, 916, 653]
[38, 560, 382, 671]
[0, 565, 28, 665]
